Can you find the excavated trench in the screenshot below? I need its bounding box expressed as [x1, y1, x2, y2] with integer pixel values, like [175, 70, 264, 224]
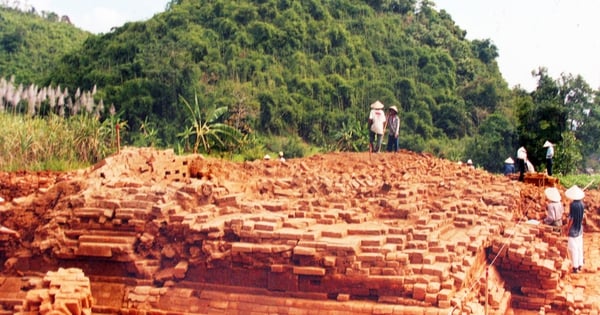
[0, 148, 598, 314]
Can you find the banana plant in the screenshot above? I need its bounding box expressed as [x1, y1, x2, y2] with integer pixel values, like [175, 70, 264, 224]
[178, 92, 241, 154]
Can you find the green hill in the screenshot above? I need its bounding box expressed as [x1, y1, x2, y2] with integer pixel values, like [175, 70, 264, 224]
[1, 0, 595, 176]
[45, 0, 511, 153]
[0, 5, 89, 84]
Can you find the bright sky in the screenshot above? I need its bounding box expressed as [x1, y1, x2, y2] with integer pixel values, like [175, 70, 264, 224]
[24, 0, 600, 92]
[27, 0, 169, 34]
[435, 0, 600, 91]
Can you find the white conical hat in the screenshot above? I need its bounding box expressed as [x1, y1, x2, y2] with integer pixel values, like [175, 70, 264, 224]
[544, 187, 561, 202]
[543, 140, 553, 148]
[565, 185, 585, 200]
[370, 100, 384, 109]
[504, 157, 514, 164]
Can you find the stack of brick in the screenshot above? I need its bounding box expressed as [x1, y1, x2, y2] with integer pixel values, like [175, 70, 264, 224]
[488, 224, 567, 311]
[92, 147, 193, 184]
[17, 268, 92, 315]
[0, 171, 64, 205]
[123, 285, 168, 310]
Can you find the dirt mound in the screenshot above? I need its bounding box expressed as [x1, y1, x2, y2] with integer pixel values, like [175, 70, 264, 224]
[0, 147, 598, 314]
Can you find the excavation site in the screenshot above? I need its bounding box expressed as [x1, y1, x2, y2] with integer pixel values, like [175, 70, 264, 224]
[0, 147, 599, 315]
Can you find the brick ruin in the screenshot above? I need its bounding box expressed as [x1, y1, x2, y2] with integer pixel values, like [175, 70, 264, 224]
[0, 147, 598, 314]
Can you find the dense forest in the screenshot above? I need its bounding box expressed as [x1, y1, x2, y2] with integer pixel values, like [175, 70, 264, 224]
[1, 0, 599, 175]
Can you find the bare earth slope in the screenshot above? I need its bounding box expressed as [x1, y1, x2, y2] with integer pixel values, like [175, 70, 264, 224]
[0, 147, 598, 314]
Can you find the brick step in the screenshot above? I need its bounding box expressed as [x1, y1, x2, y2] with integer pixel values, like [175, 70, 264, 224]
[73, 207, 114, 218]
[75, 242, 134, 258]
[114, 208, 152, 220]
[78, 235, 137, 244]
[65, 229, 137, 238]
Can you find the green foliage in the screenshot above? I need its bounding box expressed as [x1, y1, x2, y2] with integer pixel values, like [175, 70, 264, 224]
[554, 131, 582, 176]
[234, 134, 266, 161]
[433, 102, 472, 138]
[515, 68, 567, 168]
[0, 112, 116, 171]
[333, 119, 368, 152]
[9, 0, 600, 178]
[40, 0, 508, 158]
[561, 74, 597, 160]
[559, 174, 600, 191]
[470, 39, 498, 64]
[424, 137, 465, 161]
[178, 92, 241, 154]
[466, 113, 517, 173]
[266, 136, 308, 159]
[0, 6, 89, 84]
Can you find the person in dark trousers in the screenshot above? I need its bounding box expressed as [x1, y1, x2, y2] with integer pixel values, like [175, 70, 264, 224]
[386, 105, 400, 152]
[564, 185, 585, 273]
[516, 146, 527, 181]
[544, 140, 554, 176]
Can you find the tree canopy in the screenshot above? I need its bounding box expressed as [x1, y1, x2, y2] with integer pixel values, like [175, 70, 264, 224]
[42, 0, 509, 151]
[2, 0, 600, 175]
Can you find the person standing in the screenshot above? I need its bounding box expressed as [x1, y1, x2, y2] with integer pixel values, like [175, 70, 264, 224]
[386, 105, 400, 152]
[564, 185, 585, 274]
[368, 100, 387, 153]
[517, 146, 527, 182]
[544, 140, 554, 176]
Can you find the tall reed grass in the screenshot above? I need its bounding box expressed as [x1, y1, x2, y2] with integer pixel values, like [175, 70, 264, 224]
[0, 112, 117, 171]
[0, 75, 119, 171]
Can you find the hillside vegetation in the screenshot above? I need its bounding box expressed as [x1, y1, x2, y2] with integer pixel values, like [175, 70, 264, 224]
[1, 0, 600, 177]
[46, 0, 509, 154]
[0, 5, 89, 84]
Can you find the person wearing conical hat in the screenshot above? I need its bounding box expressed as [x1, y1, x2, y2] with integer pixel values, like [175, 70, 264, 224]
[543, 187, 564, 227]
[543, 140, 554, 176]
[503, 157, 515, 176]
[368, 100, 387, 153]
[564, 185, 585, 273]
[386, 105, 400, 152]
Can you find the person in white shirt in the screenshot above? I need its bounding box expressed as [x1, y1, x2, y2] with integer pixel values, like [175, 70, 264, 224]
[368, 100, 387, 153]
[543, 140, 554, 176]
[517, 146, 527, 181]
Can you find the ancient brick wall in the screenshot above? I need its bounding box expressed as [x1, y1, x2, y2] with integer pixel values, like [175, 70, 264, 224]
[0, 148, 597, 314]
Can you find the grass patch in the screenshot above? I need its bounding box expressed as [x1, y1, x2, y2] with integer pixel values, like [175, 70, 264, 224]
[558, 174, 600, 191]
[0, 112, 116, 171]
